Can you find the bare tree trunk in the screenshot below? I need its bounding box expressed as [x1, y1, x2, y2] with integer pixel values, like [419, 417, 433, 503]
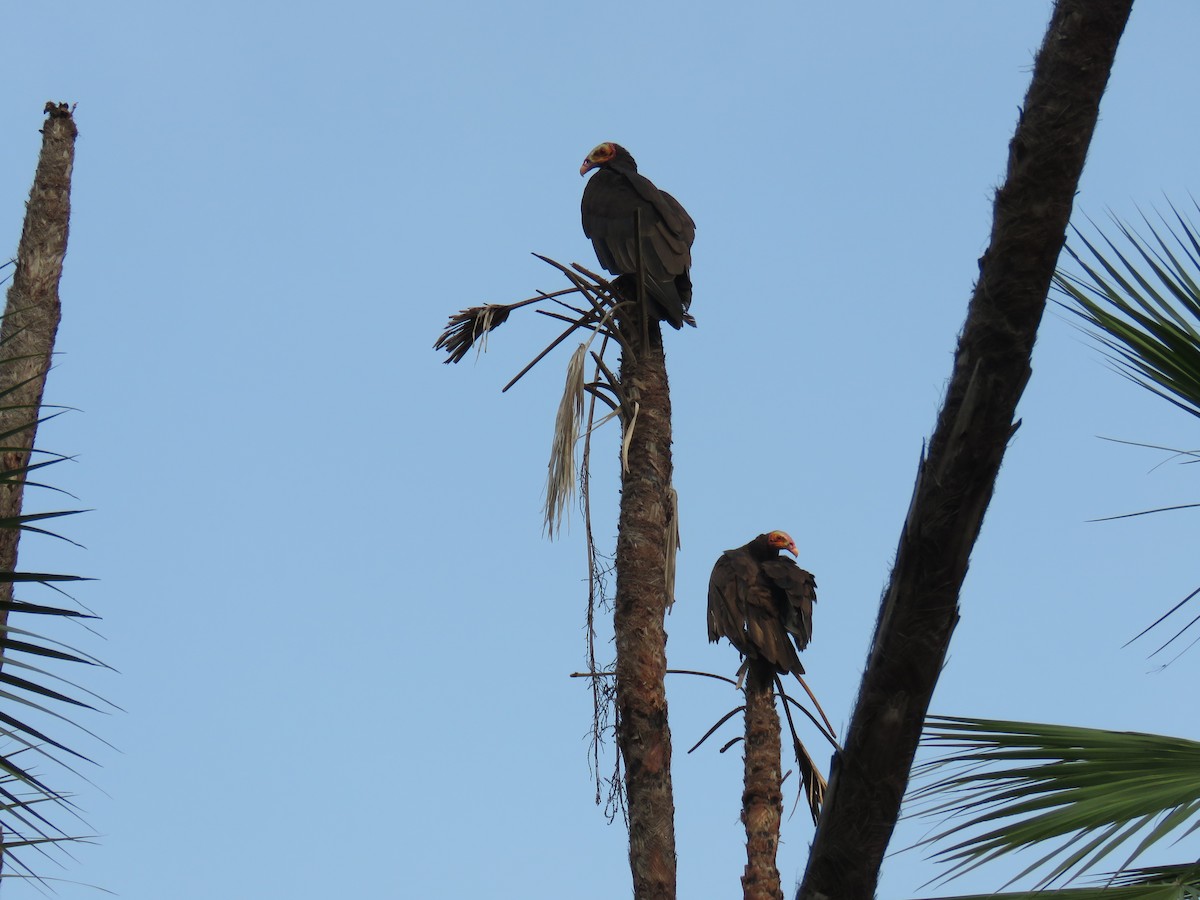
[795, 4, 1132, 899]
[0, 102, 76, 656]
[0, 101, 77, 879]
[614, 313, 677, 900]
[742, 660, 783, 900]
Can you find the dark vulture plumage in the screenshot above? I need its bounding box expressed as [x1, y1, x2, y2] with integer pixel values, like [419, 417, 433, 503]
[580, 142, 696, 329]
[707, 531, 817, 676]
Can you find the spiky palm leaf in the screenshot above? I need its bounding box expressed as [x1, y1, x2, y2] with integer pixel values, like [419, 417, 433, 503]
[1055, 202, 1200, 420]
[0, 457, 104, 883]
[915, 882, 1200, 900]
[1055, 204, 1200, 652]
[0, 337, 105, 881]
[911, 716, 1200, 900]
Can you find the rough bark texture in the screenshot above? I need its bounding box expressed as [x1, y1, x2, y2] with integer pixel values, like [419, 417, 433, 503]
[614, 313, 677, 900]
[0, 103, 76, 662]
[742, 660, 784, 900]
[795, 4, 1132, 899]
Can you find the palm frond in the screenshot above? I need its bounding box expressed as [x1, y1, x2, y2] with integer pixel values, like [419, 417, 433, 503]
[914, 863, 1200, 900]
[434, 303, 513, 364]
[1054, 203, 1200, 652]
[915, 884, 1200, 900]
[911, 716, 1200, 893]
[1054, 202, 1200, 420]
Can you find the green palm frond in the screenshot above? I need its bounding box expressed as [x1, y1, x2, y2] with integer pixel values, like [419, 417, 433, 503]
[1054, 203, 1200, 653]
[1109, 864, 1200, 890]
[910, 716, 1200, 896]
[1055, 201, 1200, 420]
[913, 864, 1200, 900]
[915, 883, 1200, 900]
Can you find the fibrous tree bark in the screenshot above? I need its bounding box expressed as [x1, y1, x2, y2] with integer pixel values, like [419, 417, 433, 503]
[795, 3, 1133, 899]
[614, 310, 678, 900]
[742, 661, 784, 900]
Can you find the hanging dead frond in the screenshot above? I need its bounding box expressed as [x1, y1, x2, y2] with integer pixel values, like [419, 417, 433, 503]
[544, 343, 587, 538]
[777, 674, 830, 826]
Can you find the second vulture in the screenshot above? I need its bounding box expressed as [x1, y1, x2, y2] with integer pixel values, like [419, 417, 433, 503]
[708, 531, 817, 676]
[580, 142, 696, 329]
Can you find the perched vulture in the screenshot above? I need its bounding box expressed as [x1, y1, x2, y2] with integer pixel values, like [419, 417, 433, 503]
[579, 142, 696, 329]
[708, 531, 817, 676]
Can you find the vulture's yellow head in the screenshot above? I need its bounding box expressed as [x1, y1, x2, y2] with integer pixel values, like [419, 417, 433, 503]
[766, 531, 798, 556]
[580, 142, 620, 176]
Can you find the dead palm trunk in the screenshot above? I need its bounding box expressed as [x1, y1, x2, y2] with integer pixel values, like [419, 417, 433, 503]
[0, 102, 76, 661]
[742, 660, 784, 900]
[795, 3, 1133, 899]
[614, 313, 678, 900]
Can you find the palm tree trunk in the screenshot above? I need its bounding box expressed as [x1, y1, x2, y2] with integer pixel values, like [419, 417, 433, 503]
[742, 660, 783, 900]
[0, 103, 76, 659]
[614, 314, 677, 900]
[795, 3, 1132, 899]
[0, 101, 77, 880]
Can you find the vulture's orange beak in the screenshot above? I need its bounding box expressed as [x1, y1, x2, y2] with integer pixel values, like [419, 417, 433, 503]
[580, 158, 598, 176]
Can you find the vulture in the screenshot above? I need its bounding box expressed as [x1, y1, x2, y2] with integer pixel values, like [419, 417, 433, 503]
[708, 531, 817, 677]
[579, 142, 696, 329]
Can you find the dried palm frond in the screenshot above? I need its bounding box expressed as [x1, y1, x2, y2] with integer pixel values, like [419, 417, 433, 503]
[788, 729, 829, 826]
[434, 303, 514, 364]
[434, 272, 604, 367]
[777, 674, 832, 826]
[620, 401, 638, 476]
[544, 343, 587, 538]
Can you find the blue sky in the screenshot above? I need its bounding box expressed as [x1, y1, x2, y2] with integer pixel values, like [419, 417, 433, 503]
[3, 2, 1199, 897]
